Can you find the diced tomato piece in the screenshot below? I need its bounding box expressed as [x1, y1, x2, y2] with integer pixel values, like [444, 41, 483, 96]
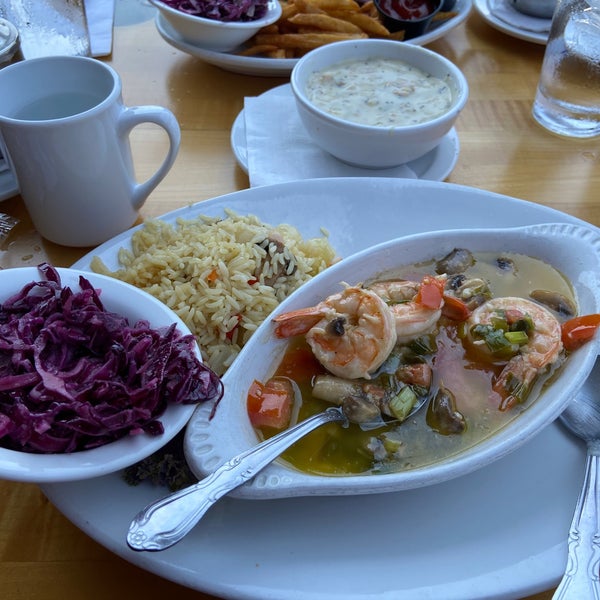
[247, 377, 294, 430]
[441, 294, 471, 321]
[561, 314, 600, 351]
[415, 275, 445, 309]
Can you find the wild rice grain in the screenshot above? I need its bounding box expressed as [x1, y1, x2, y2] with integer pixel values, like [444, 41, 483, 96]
[90, 210, 336, 375]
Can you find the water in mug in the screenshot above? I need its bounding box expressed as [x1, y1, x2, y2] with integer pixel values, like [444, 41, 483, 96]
[11, 91, 102, 121]
[533, 1, 600, 137]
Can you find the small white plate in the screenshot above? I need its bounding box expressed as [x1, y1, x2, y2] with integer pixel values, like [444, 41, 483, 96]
[474, 0, 549, 44]
[232, 84, 459, 182]
[155, 0, 473, 77]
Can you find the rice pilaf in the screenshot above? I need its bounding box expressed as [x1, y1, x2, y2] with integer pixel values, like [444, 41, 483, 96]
[90, 210, 336, 375]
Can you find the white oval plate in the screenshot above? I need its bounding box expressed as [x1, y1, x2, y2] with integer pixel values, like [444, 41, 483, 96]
[43, 178, 597, 600]
[231, 84, 460, 182]
[154, 0, 473, 77]
[0, 268, 200, 482]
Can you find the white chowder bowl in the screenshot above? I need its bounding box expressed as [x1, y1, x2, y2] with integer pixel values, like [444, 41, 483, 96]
[0, 266, 212, 483]
[290, 39, 469, 169]
[185, 223, 600, 499]
[150, 0, 282, 52]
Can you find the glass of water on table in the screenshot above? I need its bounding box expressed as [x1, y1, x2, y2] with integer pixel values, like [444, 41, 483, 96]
[532, 0, 600, 138]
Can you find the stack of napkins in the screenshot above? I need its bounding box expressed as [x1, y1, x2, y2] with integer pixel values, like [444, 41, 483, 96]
[487, 0, 551, 32]
[243, 86, 418, 188]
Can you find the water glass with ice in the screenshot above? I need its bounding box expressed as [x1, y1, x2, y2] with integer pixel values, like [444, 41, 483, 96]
[532, 0, 600, 138]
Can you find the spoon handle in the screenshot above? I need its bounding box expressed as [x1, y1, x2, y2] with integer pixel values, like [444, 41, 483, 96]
[127, 407, 346, 552]
[553, 451, 600, 600]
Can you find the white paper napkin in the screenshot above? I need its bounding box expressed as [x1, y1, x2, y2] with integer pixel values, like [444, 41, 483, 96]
[85, 0, 115, 57]
[243, 90, 418, 188]
[488, 0, 551, 32]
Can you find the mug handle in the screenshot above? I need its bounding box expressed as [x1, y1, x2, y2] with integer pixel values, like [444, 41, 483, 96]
[118, 106, 181, 210]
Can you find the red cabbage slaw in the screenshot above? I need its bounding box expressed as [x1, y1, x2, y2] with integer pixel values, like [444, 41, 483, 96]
[160, 0, 269, 22]
[0, 264, 223, 454]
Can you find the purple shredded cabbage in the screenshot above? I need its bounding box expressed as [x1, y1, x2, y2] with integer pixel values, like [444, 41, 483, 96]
[160, 0, 269, 22]
[0, 263, 223, 454]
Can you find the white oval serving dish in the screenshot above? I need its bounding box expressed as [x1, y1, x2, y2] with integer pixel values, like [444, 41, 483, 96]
[185, 222, 600, 499]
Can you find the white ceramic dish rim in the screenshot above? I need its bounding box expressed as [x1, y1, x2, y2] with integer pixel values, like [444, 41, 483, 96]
[185, 222, 600, 499]
[473, 0, 548, 44]
[150, 0, 282, 30]
[0, 267, 199, 483]
[153, 0, 473, 76]
[231, 84, 461, 181]
[42, 178, 599, 600]
[290, 39, 469, 133]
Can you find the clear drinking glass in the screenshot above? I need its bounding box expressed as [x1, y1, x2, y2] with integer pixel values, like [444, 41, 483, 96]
[532, 0, 600, 138]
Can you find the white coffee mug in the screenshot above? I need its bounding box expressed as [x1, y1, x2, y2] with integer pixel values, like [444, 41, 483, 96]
[0, 55, 181, 247]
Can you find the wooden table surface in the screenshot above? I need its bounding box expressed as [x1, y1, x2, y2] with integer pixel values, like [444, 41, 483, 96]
[2, 1, 599, 598]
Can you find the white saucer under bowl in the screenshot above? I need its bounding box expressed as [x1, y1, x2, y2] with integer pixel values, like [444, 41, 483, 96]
[474, 0, 550, 44]
[232, 84, 460, 184]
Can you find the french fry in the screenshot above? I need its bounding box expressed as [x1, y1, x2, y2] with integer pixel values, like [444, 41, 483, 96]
[328, 10, 390, 36]
[293, 0, 327, 14]
[288, 12, 364, 33]
[308, 0, 361, 12]
[239, 0, 449, 58]
[266, 48, 289, 58]
[238, 44, 281, 56]
[280, 3, 300, 19]
[386, 30, 406, 40]
[254, 31, 367, 51]
[359, 0, 378, 16]
[258, 24, 280, 34]
[432, 10, 459, 21]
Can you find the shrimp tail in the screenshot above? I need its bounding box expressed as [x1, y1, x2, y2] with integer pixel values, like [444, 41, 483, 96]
[493, 355, 536, 411]
[272, 306, 324, 338]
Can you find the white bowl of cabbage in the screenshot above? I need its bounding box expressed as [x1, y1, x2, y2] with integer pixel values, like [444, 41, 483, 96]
[150, 0, 282, 52]
[0, 264, 222, 483]
[185, 222, 600, 499]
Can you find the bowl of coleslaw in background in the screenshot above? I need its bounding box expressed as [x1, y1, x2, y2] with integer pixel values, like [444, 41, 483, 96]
[0, 265, 222, 483]
[149, 0, 283, 51]
[290, 38, 469, 169]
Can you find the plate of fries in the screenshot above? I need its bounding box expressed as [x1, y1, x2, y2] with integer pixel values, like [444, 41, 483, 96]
[154, 0, 472, 76]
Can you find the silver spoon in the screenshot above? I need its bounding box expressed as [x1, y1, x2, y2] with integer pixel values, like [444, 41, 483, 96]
[553, 361, 600, 600]
[127, 396, 427, 552]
